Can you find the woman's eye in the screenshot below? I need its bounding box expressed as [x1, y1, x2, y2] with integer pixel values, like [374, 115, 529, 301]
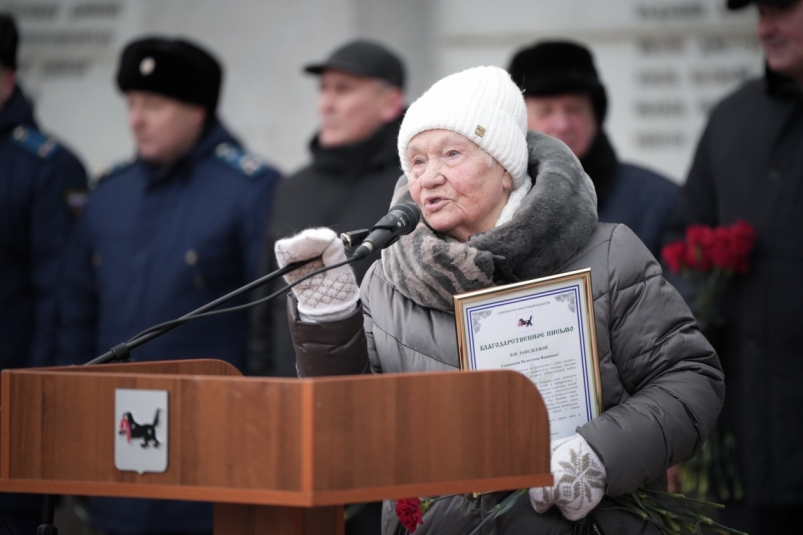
[446, 150, 459, 157]
[412, 158, 425, 166]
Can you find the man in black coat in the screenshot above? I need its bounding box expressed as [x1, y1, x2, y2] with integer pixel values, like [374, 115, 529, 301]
[250, 39, 405, 378]
[508, 41, 679, 258]
[671, 0, 803, 532]
[250, 41, 405, 535]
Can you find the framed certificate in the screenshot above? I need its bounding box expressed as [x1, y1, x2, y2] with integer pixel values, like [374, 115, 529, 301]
[453, 268, 602, 441]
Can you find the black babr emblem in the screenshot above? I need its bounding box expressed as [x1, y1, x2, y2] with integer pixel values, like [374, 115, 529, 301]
[119, 409, 161, 448]
[518, 315, 533, 327]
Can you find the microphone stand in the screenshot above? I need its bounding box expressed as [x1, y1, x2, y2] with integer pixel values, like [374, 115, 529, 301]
[88, 229, 372, 366]
[85, 258, 315, 366]
[33, 260, 315, 535]
[36, 232, 371, 535]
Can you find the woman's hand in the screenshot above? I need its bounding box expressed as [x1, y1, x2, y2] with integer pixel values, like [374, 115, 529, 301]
[529, 434, 607, 521]
[274, 228, 359, 322]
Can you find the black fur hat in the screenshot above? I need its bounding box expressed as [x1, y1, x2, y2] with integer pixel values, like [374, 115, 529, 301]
[0, 13, 18, 70]
[727, 0, 798, 9]
[116, 36, 222, 115]
[508, 41, 608, 124]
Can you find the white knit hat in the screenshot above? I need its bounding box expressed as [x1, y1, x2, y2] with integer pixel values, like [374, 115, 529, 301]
[398, 65, 529, 187]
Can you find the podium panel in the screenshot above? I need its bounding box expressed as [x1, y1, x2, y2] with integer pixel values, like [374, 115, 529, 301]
[1, 360, 551, 533]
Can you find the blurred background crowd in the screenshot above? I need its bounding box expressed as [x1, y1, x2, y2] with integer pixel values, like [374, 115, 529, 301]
[0, 0, 765, 180]
[1, 0, 801, 534]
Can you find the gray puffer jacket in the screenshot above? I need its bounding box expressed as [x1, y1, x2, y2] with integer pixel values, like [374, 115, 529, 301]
[288, 132, 724, 535]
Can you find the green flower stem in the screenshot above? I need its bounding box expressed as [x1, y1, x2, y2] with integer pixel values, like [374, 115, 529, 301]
[709, 521, 748, 535]
[402, 486, 747, 535]
[642, 488, 724, 509]
[604, 487, 747, 535]
[420, 494, 456, 514]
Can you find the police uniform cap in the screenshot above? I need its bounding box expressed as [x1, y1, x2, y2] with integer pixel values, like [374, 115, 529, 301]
[0, 12, 18, 70]
[304, 39, 405, 90]
[116, 36, 222, 115]
[507, 40, 608, 124]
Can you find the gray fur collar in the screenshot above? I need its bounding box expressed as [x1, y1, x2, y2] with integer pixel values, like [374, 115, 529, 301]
[381, 131, 598, 312]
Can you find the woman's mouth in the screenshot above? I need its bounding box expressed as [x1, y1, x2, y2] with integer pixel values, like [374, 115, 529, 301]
[424, 196, 447, 211]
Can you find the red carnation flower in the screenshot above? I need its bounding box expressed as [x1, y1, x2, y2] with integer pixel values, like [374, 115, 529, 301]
[710, 226, 733, 271]
[729, 220, 756, 274]
[685, 225, 714, 272]
[661, 241, 686, 274]
[395, 498, 424, 533]
[686, 225, 714, 247]
[663, 221, 756, 329]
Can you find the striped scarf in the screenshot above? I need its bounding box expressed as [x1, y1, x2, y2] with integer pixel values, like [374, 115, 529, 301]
[381, 219, 497, 311]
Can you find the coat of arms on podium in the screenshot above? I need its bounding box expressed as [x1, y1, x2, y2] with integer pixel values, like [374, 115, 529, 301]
[114, 389, 169, 474]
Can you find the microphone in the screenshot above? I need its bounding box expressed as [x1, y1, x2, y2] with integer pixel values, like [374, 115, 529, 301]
[351, 202, 420, 259]
[340, 228, 370, 249]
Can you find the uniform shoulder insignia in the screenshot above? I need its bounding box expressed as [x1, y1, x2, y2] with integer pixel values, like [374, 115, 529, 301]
[92, 157, 135, 186]
[9, 126, 61, 159]
[214, 142, 270, 178]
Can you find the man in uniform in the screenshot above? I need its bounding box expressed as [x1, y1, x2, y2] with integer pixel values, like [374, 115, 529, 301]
[508, 41, 679, 257]
[57, 36, 279, 535]
[671, 1, 803, 532]
[0, 13, 88, 534]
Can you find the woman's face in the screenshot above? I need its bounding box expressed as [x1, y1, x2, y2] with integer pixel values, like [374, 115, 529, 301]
[406, 129, 513, 242]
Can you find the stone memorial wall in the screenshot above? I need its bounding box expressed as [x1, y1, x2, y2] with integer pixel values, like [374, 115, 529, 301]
[437, 0, 764, 181]
[1, 0, 763, 182]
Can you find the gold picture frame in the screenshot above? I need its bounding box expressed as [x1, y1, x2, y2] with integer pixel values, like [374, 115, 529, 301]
[453, 268, 602, 440]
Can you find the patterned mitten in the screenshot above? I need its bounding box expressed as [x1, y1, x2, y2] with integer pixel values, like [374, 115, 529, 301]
[274, 228, 359, 322]
[529, 434, 607, 521]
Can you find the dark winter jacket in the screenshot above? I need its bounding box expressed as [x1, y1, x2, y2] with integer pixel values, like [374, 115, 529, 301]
[56, 120, 279, 534]
[0, 87, 88, 370]
[0, 86, 87, 519]
[582, 130, 679, 258]
[249, 115, 404, 377]
[671, 68, 803, 507]
[288, 132, 725, 534]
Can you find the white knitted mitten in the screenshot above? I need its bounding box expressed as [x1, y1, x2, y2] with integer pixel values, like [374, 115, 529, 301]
[274, 228, 359, 322]
[529, 434, 607, 521]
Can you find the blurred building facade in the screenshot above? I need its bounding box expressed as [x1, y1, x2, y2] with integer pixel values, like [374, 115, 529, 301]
[2, 0, 762, 182]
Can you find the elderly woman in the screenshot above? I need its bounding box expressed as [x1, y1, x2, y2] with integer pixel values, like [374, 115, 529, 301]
[275, 66, 724, 535]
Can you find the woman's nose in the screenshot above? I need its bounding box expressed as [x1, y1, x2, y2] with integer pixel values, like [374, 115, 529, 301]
[420, 161, 446, 188]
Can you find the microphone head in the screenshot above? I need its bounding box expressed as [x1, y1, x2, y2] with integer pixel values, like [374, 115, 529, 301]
[351, 202, 422, 260]
[389, 201, 421, 235]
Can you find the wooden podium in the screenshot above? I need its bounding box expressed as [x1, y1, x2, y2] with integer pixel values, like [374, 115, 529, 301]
[0, 360, 551, 534]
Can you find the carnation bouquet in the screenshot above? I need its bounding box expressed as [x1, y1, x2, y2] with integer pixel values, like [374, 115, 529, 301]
[661, 220, 756, 332]
[661, 220, 756, 504]
[393, 489, 747, 535]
